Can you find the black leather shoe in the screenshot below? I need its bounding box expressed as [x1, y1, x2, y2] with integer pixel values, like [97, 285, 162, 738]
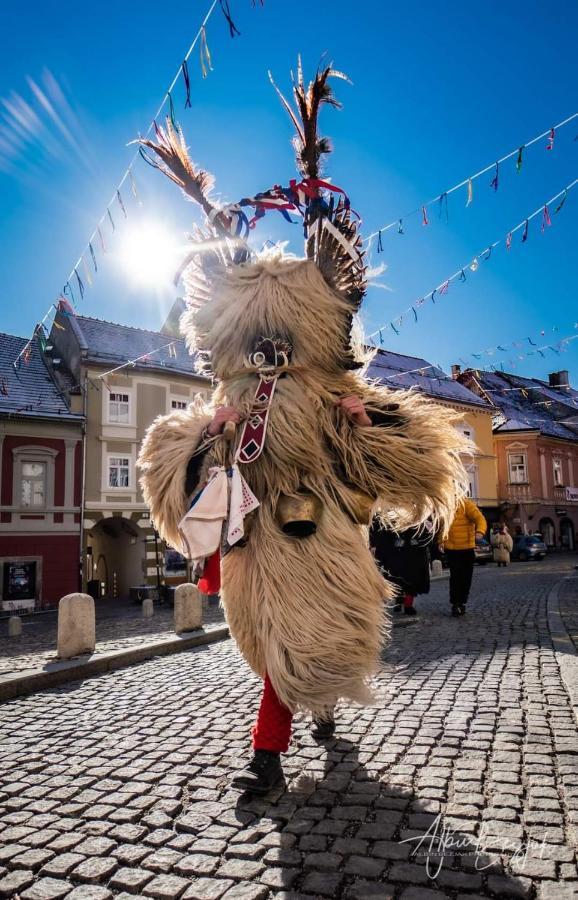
[311, 717, 336, 740]
[230, 750, 284, 795]
[451, 606, 460, 618]
[458, 605, 466, 616]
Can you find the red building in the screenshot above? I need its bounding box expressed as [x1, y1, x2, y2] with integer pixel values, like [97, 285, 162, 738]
[0, 333, 84, 611]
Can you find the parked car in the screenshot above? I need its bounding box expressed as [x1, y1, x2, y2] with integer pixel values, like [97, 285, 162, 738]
[474, 537, 493, 565]
[511, 535, 547, 561]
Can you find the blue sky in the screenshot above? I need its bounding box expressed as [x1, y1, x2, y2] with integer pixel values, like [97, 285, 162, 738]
[1, 0, 577, 382]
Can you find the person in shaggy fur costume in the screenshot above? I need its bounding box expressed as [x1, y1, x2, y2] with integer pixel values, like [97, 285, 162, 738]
[136, 62, 470, 794]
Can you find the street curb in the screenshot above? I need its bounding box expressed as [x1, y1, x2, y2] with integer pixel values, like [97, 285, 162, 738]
[0, 611, 417, 703]
[0, 625, 230, 703]
[547, 576, 578, 725]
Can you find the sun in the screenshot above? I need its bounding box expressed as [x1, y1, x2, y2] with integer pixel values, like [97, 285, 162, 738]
[118, 220, 181, 288]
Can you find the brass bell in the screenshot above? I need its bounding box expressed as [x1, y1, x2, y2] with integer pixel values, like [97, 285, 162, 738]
[342, 487, 376, 525]
[276, 492, 322, 537]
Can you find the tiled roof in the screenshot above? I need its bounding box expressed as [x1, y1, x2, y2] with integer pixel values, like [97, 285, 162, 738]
[366, 349, 492, 409]
[0, 333, 82, 421]
[71, 315, 207, 379]
[467, 370, 578, 442]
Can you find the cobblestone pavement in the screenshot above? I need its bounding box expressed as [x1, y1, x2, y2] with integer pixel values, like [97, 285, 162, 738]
[0, 600, 225, 678]
[0, 557, 577, 900]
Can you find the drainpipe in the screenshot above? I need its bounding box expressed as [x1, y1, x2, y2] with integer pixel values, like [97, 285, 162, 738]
[78, 371, 88, 592]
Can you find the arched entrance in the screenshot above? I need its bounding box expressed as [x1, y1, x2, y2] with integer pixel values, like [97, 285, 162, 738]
[87, 517, 146, 600]
[538, 517, 556, 550]
[560, 518, 575, 551]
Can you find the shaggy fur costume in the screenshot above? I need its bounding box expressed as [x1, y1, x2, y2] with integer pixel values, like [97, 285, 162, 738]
[139, 255, 470, 716]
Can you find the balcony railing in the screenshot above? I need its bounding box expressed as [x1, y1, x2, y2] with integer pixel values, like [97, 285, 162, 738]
[505, 483, 533, 502]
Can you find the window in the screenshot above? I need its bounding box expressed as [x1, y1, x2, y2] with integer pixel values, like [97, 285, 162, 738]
[171, 399, 188, 410]
[553, 458, 563, 487]
[465, 465, 478, 499]
[21, 462, 47, 508]
[508, 452, 528, 484]
[108, 393, 130, 424]
[109, 457, 130, 488]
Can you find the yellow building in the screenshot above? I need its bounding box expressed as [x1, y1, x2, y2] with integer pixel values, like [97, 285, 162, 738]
[367, 349, 499, 522]
[47, 309, 210, 600]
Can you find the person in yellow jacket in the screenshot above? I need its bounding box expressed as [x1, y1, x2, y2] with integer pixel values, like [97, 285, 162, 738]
[441, 499, 487, 617]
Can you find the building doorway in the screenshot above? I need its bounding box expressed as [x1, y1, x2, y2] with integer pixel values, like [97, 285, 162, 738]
[87, 517, 146, 600]
[538, 517, 556, 550]
[560, 518, 575, 551]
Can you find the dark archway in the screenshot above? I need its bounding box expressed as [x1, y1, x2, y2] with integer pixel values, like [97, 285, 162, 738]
[538, 517, 556, 550]
[560, 517, 575, 551]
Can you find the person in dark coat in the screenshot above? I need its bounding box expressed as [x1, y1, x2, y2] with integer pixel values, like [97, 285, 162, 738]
[369, 520, 432, 616]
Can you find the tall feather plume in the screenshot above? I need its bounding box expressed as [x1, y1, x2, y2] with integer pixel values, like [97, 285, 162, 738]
[269, 56, 349, 180]
[136, 120, 217, 219]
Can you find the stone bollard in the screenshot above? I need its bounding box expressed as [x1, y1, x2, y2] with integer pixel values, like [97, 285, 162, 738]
[8, 616, 22, 638]
[431, 559, 443, 578]
[57, 593, 95, 659]
[142, 597, 154, 619]
[174, 583, 202, 634]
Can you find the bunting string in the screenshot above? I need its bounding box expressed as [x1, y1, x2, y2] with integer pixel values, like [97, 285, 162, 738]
[367, 178, 578, 343]
[12, 0, 254, 370]
[364, 111, 578, 245]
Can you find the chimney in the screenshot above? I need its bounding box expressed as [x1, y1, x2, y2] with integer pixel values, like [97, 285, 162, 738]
[548, 370, 570, 390]
[451, 364, 461, 380]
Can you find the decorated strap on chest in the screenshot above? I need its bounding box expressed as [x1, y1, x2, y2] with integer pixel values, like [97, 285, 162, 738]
[236, 374, 278, 465]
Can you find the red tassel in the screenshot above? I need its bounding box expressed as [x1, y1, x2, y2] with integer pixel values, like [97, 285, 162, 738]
[198, 549, 221, 594]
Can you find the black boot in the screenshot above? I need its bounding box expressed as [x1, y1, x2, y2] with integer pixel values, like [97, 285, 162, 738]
[231, 750, 284, 795]
[311, 716, 336, 740]
[451, 605, 460, 618]
[458, 605, 466, 616]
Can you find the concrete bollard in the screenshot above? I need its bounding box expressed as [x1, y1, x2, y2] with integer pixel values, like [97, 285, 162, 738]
[8, 616, 22, 638]
[57, 593, 95, 659]
[174, 583, 202, 634]
[142, 597, 154, 619]
[431, 559, 443, 578]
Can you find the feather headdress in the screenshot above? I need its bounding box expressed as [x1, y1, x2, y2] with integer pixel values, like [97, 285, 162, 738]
[136, 60, 367, 369]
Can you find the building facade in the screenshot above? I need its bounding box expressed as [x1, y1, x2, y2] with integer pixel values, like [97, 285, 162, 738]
[367, 350, 499, 522]
[47, 309, 210, 600]
[458, 368, 578, 550]
[0, 333, 84, 611]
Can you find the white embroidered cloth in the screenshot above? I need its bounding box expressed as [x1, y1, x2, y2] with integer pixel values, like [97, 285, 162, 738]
[228, 465, 260, 545]
[178, 465, 260, 562]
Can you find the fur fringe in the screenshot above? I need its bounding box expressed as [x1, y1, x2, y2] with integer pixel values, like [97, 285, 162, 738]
[138, 255, 471, 713]
[138, 397, 212, 550]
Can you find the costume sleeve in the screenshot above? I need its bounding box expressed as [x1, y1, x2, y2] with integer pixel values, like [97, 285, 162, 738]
[137, 404, 213, 549]
[328, 384, 471, 534]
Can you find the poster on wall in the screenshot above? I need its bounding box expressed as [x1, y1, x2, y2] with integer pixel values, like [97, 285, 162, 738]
[2, 561, 37, 611]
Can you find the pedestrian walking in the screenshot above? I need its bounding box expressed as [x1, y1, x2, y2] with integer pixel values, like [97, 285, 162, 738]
[491, 524, 513, 567]
[370, 520, 431, 616]
[441, 499, 487, 617]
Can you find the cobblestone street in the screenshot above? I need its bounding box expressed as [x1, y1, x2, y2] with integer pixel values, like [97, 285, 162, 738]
[1, 557, 577, 900]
